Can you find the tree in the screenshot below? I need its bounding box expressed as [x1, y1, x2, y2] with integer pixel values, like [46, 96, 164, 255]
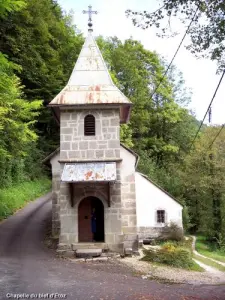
[0, 0, 84, 153]
[181, 126, 225, 241]
[126, 0, 225, 71]
[0, 0, 25, 17]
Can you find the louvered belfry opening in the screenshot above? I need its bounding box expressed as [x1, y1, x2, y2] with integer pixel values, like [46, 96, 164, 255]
[84, 114, 95, 136]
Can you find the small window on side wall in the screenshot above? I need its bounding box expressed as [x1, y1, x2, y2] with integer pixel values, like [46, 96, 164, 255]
[157, 210, 165, 223]
[84, 114, 95, 136]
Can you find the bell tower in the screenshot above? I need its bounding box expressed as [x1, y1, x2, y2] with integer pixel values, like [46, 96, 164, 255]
[48, 6, 137, 254]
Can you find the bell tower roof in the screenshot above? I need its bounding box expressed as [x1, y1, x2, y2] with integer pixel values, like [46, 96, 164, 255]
[48, 22, 132, 123]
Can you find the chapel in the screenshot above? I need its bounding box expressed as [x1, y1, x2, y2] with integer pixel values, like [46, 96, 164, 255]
[44, 9, 183, 256]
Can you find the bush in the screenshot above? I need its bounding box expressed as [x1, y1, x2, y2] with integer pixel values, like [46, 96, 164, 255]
[163, 222, 184, 241]
[141, 243, 193, 269]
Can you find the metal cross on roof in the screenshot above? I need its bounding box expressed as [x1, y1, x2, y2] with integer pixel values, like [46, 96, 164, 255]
[82, 5, 98, 31]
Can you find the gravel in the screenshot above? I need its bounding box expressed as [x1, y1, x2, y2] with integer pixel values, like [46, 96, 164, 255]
[118, 248, 225, 285]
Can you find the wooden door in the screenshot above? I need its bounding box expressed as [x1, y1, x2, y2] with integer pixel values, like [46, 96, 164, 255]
[78, 198, 92, 242]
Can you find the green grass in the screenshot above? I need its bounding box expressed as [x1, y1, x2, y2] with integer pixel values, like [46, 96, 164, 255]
[193, 253, 225, 272]
[196, 235, 225, 263]
[0, 177, 51, 221]
[189, 260, 205, 272]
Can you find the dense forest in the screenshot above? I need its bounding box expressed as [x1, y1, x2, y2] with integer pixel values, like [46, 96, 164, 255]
[0, 0, 224, 249]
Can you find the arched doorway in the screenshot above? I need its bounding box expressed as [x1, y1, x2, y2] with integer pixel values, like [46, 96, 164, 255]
[78, 196, 104, 242]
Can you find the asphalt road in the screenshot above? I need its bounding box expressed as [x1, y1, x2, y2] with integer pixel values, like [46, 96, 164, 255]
[0, 193, 225, 300]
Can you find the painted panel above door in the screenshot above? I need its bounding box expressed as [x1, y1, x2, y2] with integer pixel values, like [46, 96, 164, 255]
[61, 162, 116, 182]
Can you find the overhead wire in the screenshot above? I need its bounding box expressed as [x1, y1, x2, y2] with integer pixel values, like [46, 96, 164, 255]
[189, 68, 225, 150]
[208, 124, 225, 150]
[150, 7, 199, 99]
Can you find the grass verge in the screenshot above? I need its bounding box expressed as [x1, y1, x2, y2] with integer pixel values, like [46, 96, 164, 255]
[196, 236, 225, 263]
[0, 177, 51, 221]
[193, 254, 225, 272]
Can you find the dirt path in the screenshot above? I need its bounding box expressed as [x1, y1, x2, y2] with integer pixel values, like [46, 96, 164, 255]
[0, 194, 225, 300]
[192, 236, 225, 269]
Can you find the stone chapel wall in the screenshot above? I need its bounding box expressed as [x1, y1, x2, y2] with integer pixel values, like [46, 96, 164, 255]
[58, 107, 124, 252]
[60, 108, 120, 161]
[50, 153, 61, 237]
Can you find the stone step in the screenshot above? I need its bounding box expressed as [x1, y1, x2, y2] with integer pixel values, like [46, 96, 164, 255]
[75, 248, 102, 258]
[72, 243, 108, 251]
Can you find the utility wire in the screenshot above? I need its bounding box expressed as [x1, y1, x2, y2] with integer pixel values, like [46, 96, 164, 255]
[150, 7, 199, 99]
[208, 124, 225, 150]
[189, 68, 225, 150]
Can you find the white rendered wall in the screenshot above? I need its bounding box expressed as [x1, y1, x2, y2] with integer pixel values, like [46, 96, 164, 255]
[135, 173, 183, 228]
[120, 146, 136, 178]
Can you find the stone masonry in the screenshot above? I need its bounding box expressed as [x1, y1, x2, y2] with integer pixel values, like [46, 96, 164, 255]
[60, 108, 120, 161]
[57, 107, 127, 253]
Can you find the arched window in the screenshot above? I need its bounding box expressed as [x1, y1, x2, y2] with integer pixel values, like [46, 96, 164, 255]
[84, 114, 95, 136]
[157, 210, 165, 223]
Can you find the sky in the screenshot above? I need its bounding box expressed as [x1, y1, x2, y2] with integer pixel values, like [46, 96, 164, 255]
[57, 0, 224, 125]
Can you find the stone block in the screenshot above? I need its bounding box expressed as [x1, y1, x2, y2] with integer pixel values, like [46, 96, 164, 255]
[61, 127, 73, 135]
[71, 142, 78, 150]
[129, 215, 137, 227]
[105, 150, 114, 158]
[61, 121, 68, 127]
[89, 141, 98, 149]
[60, 151, 68, 160]
[125, 202, 136, 208]
[68, 150, 80, 158]
[103, 134, 111, 140]
[79, 141, 88, 150]
[109, 215, 121, 233]
[108, 127, 116, 133]
[108, 140, 119, 149]
[61, 142, 71, 151]
[59, 234, 69, 243]
[110, 118, 119, 126]
[61, 113, 71, 121]
[96, 121, 101, 135]
[102, 119, 109, 126]
[96, 150, 104, 159]
[75, 249, 102, 258]
[122, 227, 137, 234]
[99, 143, 107, 149]
[78, 124, 83, 136]
[87, 150, 95, 159]
[121, 208, 136, 215]
[115, 149, 120, 158]
[64, 135, 72, 142]
[69, 122, 77, 127]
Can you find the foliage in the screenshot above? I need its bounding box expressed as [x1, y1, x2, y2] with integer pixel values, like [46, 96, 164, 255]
[0, 0, 84, 154]
[163, 222, 184, 241]
[0, 177, 51, 221]
[0, 0, 26, 17]
[126, 0, 225, 71]
[0, 53, 42, 159]
[182, 126, 225, 242]
[97, 36, 196, 167]
[196, 236, 225, 263]
[141, 244, 194, 269]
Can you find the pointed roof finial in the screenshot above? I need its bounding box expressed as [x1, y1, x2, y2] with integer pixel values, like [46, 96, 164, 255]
[83, 5, 98, 32]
